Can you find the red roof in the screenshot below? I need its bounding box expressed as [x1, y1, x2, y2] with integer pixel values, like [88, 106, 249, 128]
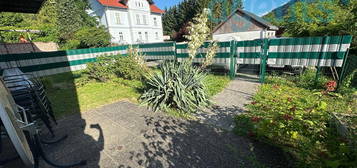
[97, 0, 164, 14]
[150, 4, 164, 14]
[97, 0, 128, 8]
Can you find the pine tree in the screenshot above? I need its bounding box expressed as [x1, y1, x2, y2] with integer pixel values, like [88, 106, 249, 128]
[162, 7, 175, 35]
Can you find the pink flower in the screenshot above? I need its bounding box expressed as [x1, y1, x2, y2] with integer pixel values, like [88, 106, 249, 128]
[325, 80, 337, 92]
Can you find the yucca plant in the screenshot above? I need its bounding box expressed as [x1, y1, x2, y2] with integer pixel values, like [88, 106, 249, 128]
[140, 61, 210, 113]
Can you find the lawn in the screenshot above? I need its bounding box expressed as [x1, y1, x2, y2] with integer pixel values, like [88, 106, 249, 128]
[42, 71, 230, 118]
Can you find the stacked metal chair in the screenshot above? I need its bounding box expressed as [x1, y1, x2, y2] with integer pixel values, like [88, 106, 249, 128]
[2, 68, 56, 136]
[0, 74, 86, 168]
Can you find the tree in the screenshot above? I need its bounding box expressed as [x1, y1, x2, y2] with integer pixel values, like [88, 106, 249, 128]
[162, 7, 176, 35]
[56, 0, 84, 41]
[162, 0, 243, 41]
[74, 26, 111, 49]
[283, 0, 349, 37]
[0, 0, 111, 49]
[0, 13, 24, 26]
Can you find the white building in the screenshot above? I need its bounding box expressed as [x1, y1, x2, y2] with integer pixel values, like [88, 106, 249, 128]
[87, 0, 164, 44]
[212, 8, 278, 42]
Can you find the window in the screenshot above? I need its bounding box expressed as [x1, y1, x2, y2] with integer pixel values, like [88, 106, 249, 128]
[155, 32, 159, 40]
[119, 32, 124, 41]
[136, 14, 140, 24]
[145, 32, 148, 41]
[153, 17, 157, 26]
[115, 13, 121, 24]
[143, 15, 147, 25]
[138, 32, 142, 41]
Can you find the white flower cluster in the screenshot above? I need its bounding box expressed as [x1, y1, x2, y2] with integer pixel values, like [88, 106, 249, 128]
[202, 42, 218, 69]
[128, 45, 145, 67]
[184, 8, 218, 68]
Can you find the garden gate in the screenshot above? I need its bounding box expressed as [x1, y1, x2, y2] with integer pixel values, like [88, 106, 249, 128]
[235, 35, 353, 84]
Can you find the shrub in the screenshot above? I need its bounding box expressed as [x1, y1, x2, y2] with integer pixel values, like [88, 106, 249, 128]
[266, 68, 330, 90]
[84, 50, 148, 82]
[85, 55, 118, 82]
[112, 56, 147, 80]
[295, 68, 329, 90]
[140, 61, 210, 113]
[74, 26, 111, 49]
[60, 39, 80, 50]
[112, 46, 148, 80]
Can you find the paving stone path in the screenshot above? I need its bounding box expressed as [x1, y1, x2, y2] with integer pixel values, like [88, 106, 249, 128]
[195, 74, 260, 130]
[37, 101, 289, 168]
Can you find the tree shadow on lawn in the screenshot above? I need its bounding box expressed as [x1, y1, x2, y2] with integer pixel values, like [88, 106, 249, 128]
[119, 113, 292, 168]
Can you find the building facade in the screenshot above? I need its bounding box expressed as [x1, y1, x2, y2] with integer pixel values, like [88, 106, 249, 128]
[87, 0, 164, 44]
[212, 9, 278, 42]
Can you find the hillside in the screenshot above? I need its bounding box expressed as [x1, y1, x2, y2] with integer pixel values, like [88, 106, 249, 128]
[263, 0, 316, 21]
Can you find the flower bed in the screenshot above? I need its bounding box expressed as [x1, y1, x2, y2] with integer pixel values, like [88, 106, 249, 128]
[234, 73, 357, 167]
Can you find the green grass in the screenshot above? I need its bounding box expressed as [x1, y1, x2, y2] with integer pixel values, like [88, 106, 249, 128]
[42, 71, 230, 118]
[204, 74, 230, 96]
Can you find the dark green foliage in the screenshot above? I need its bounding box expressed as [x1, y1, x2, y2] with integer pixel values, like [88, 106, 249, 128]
[162, 0, 242, 41]
[56, 0, 84, 41]
[266, 69, 329, 90]
[294, 69, 329, 89]
[56, 0, 97, 41]
[60, 39, 81, 50]
[73, 27, 111, 49]
[140, 61, 210, 113]
[343, 54, 357, 88]
[0, 13, 24, 26]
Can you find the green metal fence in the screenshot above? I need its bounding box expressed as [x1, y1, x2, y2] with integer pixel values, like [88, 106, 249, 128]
[136, 42, 176, 60]
[0, 35, 353, 82]
[234, 35, 353, 83]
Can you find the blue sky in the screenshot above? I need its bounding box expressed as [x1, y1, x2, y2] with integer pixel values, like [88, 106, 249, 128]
[155, 0, 290, 16]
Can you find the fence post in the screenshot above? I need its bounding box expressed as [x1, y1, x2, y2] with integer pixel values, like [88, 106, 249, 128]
[229, 40, 236, 79]
[259, 38, 269, 83]
[338, 48, 350, 87]
[173, 42, 177, 62]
